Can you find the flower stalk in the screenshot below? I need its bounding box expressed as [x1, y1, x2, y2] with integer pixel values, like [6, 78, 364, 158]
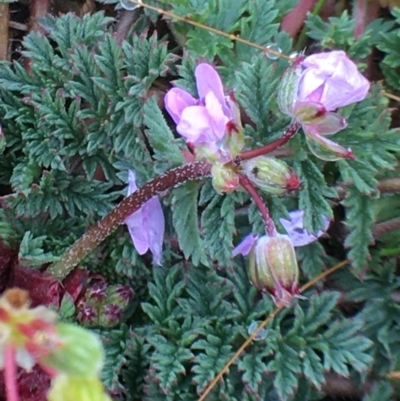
[4, 345, 19, 401]
[238, 173, 276, 236]
[47, 162, 212, 279]
[238, 122, 300, 162]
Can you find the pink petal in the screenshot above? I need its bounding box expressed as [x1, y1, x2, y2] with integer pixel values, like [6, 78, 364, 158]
[164, 88, 197, 124]
[195, 64, 226, 108]
[232, 234, 259, 257]
[177, 105, 213, 143]
[304, 128, 355, 161]
[306, 112, 347, 136]
[204, 92, 229, 141]
[299, 51, 370, 111]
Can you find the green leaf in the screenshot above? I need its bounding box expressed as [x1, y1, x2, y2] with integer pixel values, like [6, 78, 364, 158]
[296, 241, 326, 279]
[18, 231, 57, 267]
[343, 187, 374, 272]
[148, 334, 194, 393]
[171, 182, 208, 266]
[200, 189, 236, 266]
[143, 96, 185, 173]
[238, 352, 265, 392]
[320, 319, 373, 375]
[296, 158, 333, 233]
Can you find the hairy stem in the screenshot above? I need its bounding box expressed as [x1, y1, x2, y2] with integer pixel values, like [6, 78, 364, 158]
[238, 173, 276, 236]
[4, 345, 19, 401]
[47, 162, 211, 280]
[238, 122, 300, 161]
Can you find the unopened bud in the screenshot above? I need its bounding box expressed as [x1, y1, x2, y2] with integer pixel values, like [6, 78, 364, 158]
[242, 156, 300, 195]
[40, 323, 103, 377]
[248, 234, 299, 306]
[277, 58, 303, 117]
[48, 375, 111, 401]
[211, 163, 239, 194]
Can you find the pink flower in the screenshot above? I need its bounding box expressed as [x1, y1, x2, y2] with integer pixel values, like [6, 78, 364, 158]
[298, 51, 370, 111]
[278, 51, 370, 161]
[164, 63, 243, 162]
[124, 170, 164, 265]
[232, 210, 330, 256]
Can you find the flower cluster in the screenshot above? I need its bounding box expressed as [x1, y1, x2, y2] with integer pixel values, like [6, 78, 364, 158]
[123, 51, 369, 300]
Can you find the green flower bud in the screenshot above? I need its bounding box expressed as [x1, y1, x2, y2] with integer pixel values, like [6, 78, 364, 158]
[48, 375, 111, 401]
[241, 156, 300, 195]
[211, 162, 239, 194]
[40, 323, 103, 377]
[277, 58, 303, 117]
[248, 234, 299, 306]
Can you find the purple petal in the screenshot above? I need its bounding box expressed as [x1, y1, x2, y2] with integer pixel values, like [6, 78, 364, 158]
[125, 211, 149, 255]
[195, 63, 230, 116]
[232, 234, 259, 257]
[142, 196, 165, 265]
[164, 87, 197, 124]
[279, 210, 330, 247]
[124, 170, 165, 264]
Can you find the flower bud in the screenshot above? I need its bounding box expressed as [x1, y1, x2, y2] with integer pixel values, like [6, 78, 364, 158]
[242, 156, 300, 195]
[277, 57, 303, 117]
[248, 234, 299, 306]
[211, 162, 239, 194]
[48, 375, 111, 401]
[40, 323, 103, 377]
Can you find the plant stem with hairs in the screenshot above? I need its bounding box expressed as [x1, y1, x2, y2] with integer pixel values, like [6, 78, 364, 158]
[47, 162, 211, 279]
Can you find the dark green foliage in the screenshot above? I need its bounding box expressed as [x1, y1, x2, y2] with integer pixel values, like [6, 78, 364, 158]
[1, 3, 400, 401]
[295, 158, 334, 233]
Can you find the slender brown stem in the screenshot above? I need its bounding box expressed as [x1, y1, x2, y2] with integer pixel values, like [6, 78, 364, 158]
[197, 260, 348, 401]
[0, 3, 9, 61]
[114, 9, 142, 45]
[238, 173, 276, 236]
[47, 162, 211, 279]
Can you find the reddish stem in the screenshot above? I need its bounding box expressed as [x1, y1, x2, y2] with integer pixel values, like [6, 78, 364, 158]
[238, 173, 276, 237]
[4, 345, 19, 401]
[239, 122, 300, 162]
[47, 162, 211, 279]
[281, 0, 317, 38]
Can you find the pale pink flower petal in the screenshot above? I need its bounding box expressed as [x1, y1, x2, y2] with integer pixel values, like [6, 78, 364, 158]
[195, 63, 229, 115]
[164, 88, 197, 124]
[298, 51, 370, 111]
[279, 210, 330, 247]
